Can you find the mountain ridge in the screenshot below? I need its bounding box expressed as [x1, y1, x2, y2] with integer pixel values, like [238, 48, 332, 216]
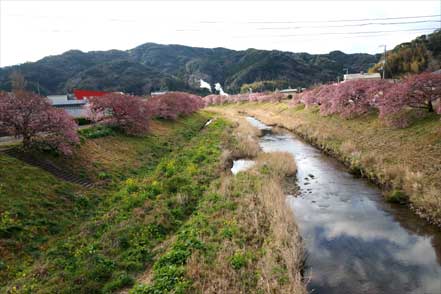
[0, 42, 380, 95]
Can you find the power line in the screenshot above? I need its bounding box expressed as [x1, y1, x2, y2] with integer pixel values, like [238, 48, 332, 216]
[257, 20, 441, 30]
[244, 14, 441, 24]
[200, 14, 441, 25]
[268, 29, 437, 43]
[232, 27, 438, 39]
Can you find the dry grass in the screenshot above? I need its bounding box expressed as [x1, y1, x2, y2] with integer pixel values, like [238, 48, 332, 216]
[211, 103, 441, 226]
[206, 107, 260, 158]
[254, 152, 297, 177]
[183, 152, 305, 294]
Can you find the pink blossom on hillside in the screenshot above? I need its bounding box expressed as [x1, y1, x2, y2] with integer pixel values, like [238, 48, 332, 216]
[381, 72, 441, 114]
[88, 93, 149, 135]
[146, 92, 203, 120]
[0, 90, 79, 155]
[299, 86, 322, 106]
[320, 81, 375, 118]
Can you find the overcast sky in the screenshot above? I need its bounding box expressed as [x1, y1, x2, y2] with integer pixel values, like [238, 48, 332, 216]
[0, 0, 440, 67]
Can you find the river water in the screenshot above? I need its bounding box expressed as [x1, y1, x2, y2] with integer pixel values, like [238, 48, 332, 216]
[246, 116, 441, 294]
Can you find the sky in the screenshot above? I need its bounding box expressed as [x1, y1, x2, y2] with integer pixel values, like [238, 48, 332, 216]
[0, 0, 440, 67]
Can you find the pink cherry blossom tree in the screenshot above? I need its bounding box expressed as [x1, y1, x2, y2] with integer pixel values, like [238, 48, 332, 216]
[320, 80, 378, 118]
[88, 93, 150, 135]
[0, 90, 79, 155]
[145, 92, 204, 120]
[380, 72, 441, 114]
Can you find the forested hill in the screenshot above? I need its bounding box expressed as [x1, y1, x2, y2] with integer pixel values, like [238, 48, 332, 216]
[0, 43, 380, 95]
[369, 29, 441, 78]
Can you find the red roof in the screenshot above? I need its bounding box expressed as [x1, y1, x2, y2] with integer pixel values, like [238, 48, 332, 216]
[73, 89, 110, 100]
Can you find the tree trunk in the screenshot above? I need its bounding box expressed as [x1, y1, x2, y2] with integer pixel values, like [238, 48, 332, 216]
[428, 100, 434, 112]
[22, 135, 31, 150]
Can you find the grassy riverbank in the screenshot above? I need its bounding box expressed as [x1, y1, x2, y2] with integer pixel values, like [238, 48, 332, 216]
[208, 103, 441, 226]
[2, 112, 305, 293]
[0, 114, 210, 291]
[128, 116, 305, 294]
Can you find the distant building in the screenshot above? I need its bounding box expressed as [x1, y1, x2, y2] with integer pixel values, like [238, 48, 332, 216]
[279, 88, 299, 94]
[151, 91, 168, 96]
[343, 72, 381, 82]
[47, 95, 87, 118]
[73, 89, 110, 100]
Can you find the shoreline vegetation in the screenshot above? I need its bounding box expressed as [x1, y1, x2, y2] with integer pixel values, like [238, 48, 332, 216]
[127, 114, 305, 294]
[208, 102, 441, 227]
[1, 112, 306, 293]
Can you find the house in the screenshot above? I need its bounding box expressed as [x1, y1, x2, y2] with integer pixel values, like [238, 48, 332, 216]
[343, 72, 381, 82]
[73, 89, 110, 100]
[47, 89, 115, 118]
[47, 95, 87, 118]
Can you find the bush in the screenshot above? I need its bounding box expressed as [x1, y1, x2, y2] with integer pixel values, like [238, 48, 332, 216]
[79, 125, 115, 139]
[75, 117, 92, 126]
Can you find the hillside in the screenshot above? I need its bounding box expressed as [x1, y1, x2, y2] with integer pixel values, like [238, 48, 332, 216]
[369, 29, 441, 77]
[0, 43, 379, 95]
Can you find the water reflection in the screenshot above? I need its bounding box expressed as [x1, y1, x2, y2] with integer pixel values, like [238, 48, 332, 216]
[258, 129, 441, 294]
[246, 116, 272, 131]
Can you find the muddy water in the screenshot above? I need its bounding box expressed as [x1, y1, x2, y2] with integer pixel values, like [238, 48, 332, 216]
[246, 117, 441, 294]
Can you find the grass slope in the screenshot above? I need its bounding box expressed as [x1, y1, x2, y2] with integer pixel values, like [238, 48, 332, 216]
[209, 103, 441, 226]
[129, 116, 305, 294]
[0, 114, 210, 291]
[3, 116, 226, 293]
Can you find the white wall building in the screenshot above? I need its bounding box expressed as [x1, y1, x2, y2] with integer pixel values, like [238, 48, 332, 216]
[343, 72, 381, 82]
[47, 95, 87, 118]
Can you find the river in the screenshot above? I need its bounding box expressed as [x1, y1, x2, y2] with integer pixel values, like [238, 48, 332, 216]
[245, 116, 441, 294]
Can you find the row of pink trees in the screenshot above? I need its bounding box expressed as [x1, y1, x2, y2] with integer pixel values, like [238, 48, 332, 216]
[203, 91, 285, 106]
[87, 91, 204, 133]
[0, 90, 204, 155]
[144, 92, 204, 120]
[292, 72, 441, 127]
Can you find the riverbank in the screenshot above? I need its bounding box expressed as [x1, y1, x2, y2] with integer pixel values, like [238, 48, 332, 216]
[208, 103, 441, 226]
[2, 113, 306, 293]
[0, 114, 212, 291]
[125, 115, 305, 294]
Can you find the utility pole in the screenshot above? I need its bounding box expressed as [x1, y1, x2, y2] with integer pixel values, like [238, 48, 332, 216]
[379, 44, 387, 79]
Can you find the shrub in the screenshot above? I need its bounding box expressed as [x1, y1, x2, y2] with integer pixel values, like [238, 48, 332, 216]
[79, 125, 115, 139]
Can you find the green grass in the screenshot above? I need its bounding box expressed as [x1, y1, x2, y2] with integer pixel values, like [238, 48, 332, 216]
[130, 156, 305, 294]
[0, 155, 92, 285]
[0, 113, 211, 291]
[79, 125, 115, 139]
[2, 117, 228, 293]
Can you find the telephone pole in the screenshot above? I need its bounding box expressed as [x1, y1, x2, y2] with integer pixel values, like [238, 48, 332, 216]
[379, 45, 387, 79]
